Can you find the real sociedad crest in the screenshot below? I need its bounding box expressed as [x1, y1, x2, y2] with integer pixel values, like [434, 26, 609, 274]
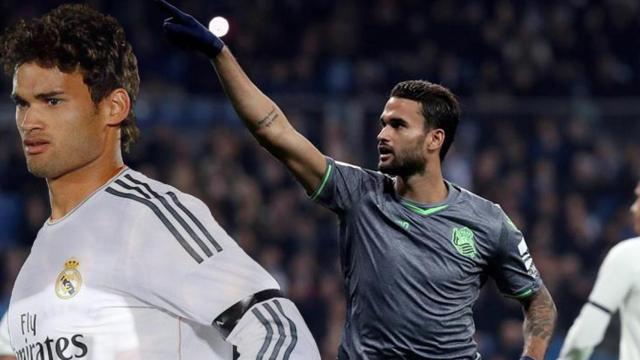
[452, 227, 478, 259]
[55, 259, 83, 299]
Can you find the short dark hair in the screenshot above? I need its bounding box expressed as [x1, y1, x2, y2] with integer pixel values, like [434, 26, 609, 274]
[390, 80, 460, 161]
[0, 4, 140, 152]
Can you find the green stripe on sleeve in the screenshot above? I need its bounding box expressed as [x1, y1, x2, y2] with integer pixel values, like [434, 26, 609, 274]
[511, 288, 534, 299]
[310, 163, 333, 201]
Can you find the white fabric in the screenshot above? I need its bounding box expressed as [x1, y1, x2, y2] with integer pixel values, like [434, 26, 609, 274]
[559, 237, 640, 360]
[0, 313, 13, 356]
[7, 168, 284, 359]
[227, 298, 320, 360]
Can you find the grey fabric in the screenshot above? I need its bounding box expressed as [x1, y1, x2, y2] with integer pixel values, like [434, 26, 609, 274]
[314, 158, 542, 359]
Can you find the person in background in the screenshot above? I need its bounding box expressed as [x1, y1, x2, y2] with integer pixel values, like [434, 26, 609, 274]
[559, 181, 640, 360]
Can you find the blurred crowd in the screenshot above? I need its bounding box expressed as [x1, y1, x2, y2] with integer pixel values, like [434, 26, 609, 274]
[3, 0, 640, 97]
[2, 0, 640, 359]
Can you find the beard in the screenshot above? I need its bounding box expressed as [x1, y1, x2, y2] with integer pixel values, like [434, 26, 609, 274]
[378, 139, 427, 178]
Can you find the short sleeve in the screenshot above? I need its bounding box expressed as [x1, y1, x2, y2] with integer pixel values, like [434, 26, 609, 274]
[124, 192, 280, 327]
[588, 241, 638, 311]
[310, 157, 388, 214]
[489, 214, 542, 299]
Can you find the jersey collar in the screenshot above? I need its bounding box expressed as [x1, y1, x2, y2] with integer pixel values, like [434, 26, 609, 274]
[46, 166, 130, 226]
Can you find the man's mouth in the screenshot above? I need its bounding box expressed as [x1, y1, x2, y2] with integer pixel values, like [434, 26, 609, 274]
[378, 145, 393, 160]
[23, 138, 50, 155]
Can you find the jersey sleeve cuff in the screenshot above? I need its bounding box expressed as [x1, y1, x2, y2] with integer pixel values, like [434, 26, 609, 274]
[503, 280, 542, 299]
[309, 158, 334, 201]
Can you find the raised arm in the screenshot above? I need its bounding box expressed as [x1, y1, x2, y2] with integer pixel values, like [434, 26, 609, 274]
[155, 0, 327, 194]
[519, 285, 557, 360]
[210, 48, 326, 193]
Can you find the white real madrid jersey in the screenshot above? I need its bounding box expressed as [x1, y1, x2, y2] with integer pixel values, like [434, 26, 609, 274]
[559, 237, 640, 360]
[8, 168, 280, 359]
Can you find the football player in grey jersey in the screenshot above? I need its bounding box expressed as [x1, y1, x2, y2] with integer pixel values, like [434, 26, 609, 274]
[154, 1, 558, 358]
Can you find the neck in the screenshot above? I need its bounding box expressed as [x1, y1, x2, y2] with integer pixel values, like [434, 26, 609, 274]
[394, 163, 448, 204]
[47, 155, 124, 221]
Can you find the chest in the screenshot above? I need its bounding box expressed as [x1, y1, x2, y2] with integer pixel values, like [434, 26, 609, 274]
[8, 226, 143, 348]
[343, 197, 494, 284]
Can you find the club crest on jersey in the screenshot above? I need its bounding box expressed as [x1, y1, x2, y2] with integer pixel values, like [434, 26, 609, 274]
[55, 259, 83, 299]
[452, 227, 478, 258]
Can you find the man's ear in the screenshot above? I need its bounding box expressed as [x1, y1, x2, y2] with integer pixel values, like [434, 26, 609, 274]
[103, 88, 131, 126]
[427, 128, 445, 151]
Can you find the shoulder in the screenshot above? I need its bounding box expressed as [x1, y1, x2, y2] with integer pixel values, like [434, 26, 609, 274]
[609, 236, 640, 251]
[330, 158, 394, 190]
[454, 185, 501, 212]
[332, 158, 389, 179]
[453, 184, 508, 228]
[603, 237, 640, 269]
[104, 168, 207, 211]
[104, 168, 226, 264]
[102, 168, 211, 233]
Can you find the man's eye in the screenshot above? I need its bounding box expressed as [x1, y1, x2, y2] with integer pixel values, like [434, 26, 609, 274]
[12, 98, 27, 108]
[47, 98, 61, 106]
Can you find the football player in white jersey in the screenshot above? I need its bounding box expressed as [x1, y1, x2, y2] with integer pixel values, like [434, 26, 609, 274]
[0, 4, 319, 360]
[558, 181, 640, 360]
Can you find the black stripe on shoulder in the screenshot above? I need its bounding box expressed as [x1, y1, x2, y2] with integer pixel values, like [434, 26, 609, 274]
[273, 299, 298, 360]
[114, 179, 151, 199]
[123, 174, 215, 257]
[167, 191, 223, 252]
[105, 187, 204, 263]
[588, 300, 613, 315]
[262, 302, 286, 360]
[252, 307, 274, 360]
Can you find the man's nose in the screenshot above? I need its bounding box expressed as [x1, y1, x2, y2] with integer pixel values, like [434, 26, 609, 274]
[377, 125, 389, 142]
[19, 107, 42, 131]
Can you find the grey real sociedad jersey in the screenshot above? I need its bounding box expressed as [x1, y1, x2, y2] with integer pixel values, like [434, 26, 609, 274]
[311, 158, 542, 359]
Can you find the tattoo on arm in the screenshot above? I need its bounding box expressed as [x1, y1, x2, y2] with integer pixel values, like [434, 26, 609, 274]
[521, 286, 557, 359]
[257, 108, 279, 128]
[525, 287, 556, 338]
